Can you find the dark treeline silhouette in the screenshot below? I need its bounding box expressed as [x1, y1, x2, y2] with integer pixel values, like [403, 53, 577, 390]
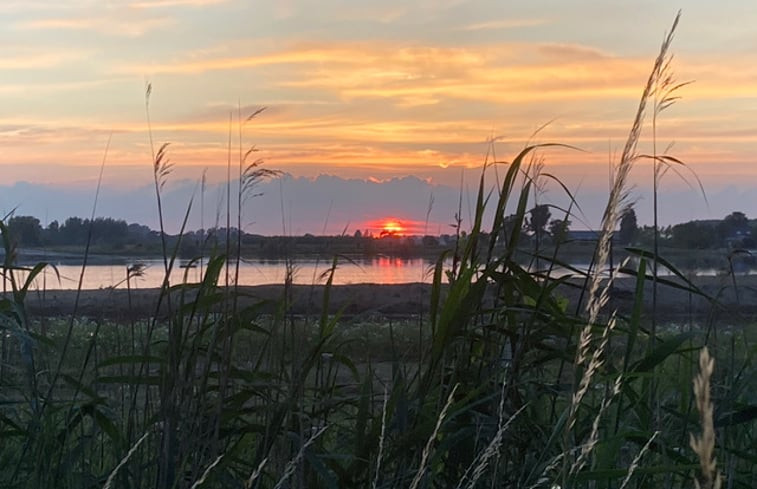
[649, 211, 754, 249]
[6, 216, 157, 249]
[2, 215, 456, 258]
[2, 209, 756, 259]
[506, 207, 757, 251]
[179, 229, 455, 258]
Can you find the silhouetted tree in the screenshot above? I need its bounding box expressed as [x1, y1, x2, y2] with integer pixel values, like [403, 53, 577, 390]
[719, 211, 750, 247]
[6, 216, 42, 247]
[724, 211, 748, 229]
[548, 218, 571, 243]
[128, 222, 152, 239]
[501, 214, 519, 241]
[618, 207, 638, 245]
[422, 235, 439, 247]
[91, 217, 129, 246]
[44, 220, 60, 245]
[670, 221, 718, 249]
[527, 205, 551, 242]
[60, 217, 86, 245]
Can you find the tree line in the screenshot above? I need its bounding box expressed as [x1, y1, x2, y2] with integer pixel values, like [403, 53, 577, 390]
[1, 208, 754, 253]
[4, 216, 157, 249]
[525, 204, 754, 249]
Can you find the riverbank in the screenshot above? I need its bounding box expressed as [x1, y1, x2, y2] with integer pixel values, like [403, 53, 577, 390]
[17, 273, 757, 322]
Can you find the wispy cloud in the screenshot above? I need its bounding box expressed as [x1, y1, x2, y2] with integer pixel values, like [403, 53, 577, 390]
[0, 49, 89, 69]
[0, 1, 83, 14]
[114, 41, 651, 106]
[538, 43, 609, 60]
[113, 45, 390, 74]
[16, 14, 174, 37]
[0, 77, 131, 96]
[267, 43, 647, 105]
[459, 18, 550, 31]
[129, 0, 228, 7]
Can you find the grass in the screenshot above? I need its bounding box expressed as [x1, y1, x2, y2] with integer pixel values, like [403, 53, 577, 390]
[0, 11, 754, 489]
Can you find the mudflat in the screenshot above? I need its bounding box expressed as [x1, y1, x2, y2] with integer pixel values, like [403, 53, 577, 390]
[16, 273, 757, 322]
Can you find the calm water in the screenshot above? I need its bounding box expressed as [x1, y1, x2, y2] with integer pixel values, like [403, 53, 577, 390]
[19, 257, 440, 290]
[8, 255, 748, 291]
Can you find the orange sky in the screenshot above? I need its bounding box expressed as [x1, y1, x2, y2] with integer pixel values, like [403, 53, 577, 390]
[1, 1, 757, 232]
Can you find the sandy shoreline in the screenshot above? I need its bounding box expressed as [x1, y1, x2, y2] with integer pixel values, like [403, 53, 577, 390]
[16, 273, 757, 322]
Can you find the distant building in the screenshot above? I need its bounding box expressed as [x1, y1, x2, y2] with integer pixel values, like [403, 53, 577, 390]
[725, 228, 753, 248]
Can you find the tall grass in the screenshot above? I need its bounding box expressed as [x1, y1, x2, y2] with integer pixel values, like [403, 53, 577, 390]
[0, 12, 753, 489]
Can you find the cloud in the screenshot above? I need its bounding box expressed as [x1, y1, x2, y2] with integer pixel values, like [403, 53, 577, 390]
[116, 40, 652, 107]
[113, 45, 388, 75]
[0, 1, 82, 13]
[273, 44, 648, 107]
[0, 171, 744, 237]
[129, 0, 228, 7]
[0, 174, 465, 235]
[459, 18, 550, 31]
[16, 13, 174, 37]
[537, 43, 609, 61]
[110, 38, 757, 125]
[0, 49, 89, 69]
[0, 78, 127, 95]
[7, 23, 757, 197]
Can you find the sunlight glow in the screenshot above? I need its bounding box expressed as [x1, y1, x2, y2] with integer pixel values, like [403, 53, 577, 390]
[2, 1, 757, 231]
[380, 219, 405, 237]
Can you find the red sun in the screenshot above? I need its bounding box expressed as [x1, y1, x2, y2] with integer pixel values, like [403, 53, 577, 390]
[380, 219, 405, 237]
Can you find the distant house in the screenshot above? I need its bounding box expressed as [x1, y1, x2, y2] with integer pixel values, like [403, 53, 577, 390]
[725, 228, 753, 248]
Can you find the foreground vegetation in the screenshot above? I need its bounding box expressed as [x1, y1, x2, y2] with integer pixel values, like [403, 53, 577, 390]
[0, 13, 753, 489]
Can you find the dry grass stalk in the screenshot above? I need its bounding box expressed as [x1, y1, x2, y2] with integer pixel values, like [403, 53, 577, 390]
[271, 425, 328, 489]
[102, 429, 152, 489]
[244, 457, 268, 489]
[154, 142, 173, 191]
[189, 454, 224, 489]
[455, 377, 522, 489]
[458, 404, 527, 489]
[690, 347, 722, 489]
[578, 9, 681, 355]
[618, 430, 660, 489]
[526, 452, 568, 489]
[563, 14, 681, 485]
[571, 374, 622, 476]
[569, 311, 620, 434]
[567, 8, 681, 449]
[408, 384, 459, 489]
[372, 386, 389, 489]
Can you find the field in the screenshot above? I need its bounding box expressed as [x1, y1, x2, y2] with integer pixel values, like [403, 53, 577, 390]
[6, 250, 754, 489]
[7, 265, 756, 489]
[1, 13, 754, 489]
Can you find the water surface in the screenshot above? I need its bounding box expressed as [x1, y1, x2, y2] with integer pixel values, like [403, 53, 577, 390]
[21, 256, 438, 290]
[9, 255, 749, 291]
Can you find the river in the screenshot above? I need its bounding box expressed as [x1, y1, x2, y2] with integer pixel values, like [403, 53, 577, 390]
[5, 254, 748, 291]
[13, 256, 441, 290]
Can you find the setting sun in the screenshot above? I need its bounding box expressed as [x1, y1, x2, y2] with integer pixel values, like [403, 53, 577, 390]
[380, 219, 405, 237]
[363, 217, 427, 237]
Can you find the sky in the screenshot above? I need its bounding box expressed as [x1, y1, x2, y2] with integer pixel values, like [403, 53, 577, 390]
[2, 1, 757, 234]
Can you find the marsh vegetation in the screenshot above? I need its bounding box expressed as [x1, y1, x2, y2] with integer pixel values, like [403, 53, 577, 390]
[0, 13, 751, 489]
